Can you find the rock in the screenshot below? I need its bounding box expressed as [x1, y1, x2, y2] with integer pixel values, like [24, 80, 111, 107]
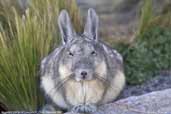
[65, 88, 171, 114]
[77, 0, 171, 43]
[120, 73, 171, 98]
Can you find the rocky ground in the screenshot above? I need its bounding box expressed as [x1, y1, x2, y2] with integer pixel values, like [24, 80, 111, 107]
[120, 72, 171, 99]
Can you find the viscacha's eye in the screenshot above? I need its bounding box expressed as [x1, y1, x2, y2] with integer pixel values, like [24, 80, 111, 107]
[91, 51, 96, 55]
[68, 52, 74, 56]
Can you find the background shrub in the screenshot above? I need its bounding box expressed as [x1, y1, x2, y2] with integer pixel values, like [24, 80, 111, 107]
[113, 0, 171, 85]
[115, 26, 171, 85]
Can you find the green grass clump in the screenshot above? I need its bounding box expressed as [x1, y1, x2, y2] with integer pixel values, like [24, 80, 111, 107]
[0, 0, 81, 111]
[138, 0, 171, 36]
[138, 0, 153, 36]
[116, 27, 171, 85]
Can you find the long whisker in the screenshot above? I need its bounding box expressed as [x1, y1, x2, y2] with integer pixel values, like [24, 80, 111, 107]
[48, 74, 74, 96]
[94, 73, 118, 91]
[94, 73, 108, 83]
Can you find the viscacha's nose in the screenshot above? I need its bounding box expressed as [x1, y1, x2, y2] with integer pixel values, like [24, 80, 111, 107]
[81, 71, 87, 79]
[75, 68, 93, 81]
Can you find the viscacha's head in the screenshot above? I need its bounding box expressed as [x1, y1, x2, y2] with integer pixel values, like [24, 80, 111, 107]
[58, 9, 107, 82]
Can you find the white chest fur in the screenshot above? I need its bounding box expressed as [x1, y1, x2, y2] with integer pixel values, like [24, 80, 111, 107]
[64, 80, 105, 106]
[41, 75, 68, 109]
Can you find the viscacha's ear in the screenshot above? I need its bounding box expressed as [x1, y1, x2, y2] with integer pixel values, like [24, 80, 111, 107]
[58, 10, 76, 45]
[84, 8, 99, 41]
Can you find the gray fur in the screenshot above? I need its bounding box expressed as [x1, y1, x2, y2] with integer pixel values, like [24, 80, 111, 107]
[84, 8, 99, 41]
[58, 10, 76, 44]
[40, 8, 125, 113]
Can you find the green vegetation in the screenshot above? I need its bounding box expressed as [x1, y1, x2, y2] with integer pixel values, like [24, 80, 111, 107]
[113, 0, 171, 85]
[0, 0, 81, 111]
[138, 0, 153, 35]
[115, 26, 171, 85]
[138, 0, 171, 35]
[137, 0, 171, 35]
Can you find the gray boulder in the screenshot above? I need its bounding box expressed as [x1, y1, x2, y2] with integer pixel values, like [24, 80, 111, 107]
[65, 88, 171, 114]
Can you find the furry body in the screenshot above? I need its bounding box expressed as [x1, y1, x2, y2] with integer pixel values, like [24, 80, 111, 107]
[40, 9, 125, 113]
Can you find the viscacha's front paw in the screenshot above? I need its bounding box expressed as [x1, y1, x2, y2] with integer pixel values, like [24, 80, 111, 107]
[71, 104, 97, 113]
